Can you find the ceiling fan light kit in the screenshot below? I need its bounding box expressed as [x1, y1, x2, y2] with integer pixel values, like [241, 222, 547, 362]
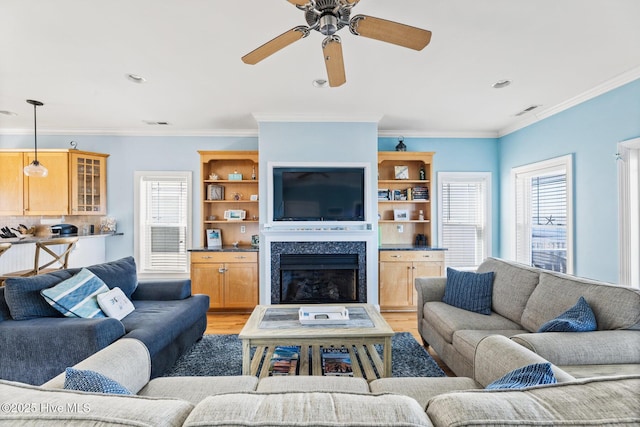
[242, 0, 431, 87]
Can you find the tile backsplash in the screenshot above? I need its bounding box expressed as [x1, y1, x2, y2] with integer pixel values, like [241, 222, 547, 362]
[0, 216, 103, 236]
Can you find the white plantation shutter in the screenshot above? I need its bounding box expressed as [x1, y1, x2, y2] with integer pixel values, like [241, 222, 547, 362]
[135, 172, 191, 275]
[438, 173, 491, 269]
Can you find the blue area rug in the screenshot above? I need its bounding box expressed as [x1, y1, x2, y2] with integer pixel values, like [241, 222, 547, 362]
[164, 332, 445, 378]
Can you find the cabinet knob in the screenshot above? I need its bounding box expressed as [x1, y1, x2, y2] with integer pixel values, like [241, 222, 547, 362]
[218, 268, 227, 273]
[235, 256, 247, 259]
[423, 254, 431, 258]
[391, 255, 401, 258]
[201, 256, 213, 259]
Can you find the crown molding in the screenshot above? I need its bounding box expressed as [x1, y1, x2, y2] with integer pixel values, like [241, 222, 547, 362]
[0, 128, 259, 137]
[252, 112, 384, 123]
[378, 129, 498, 139]
[498, 66, 640, 137]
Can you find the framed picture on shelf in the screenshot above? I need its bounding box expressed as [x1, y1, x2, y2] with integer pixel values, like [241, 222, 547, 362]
[393, 209, 409, 221]
[207, 184, 224, 200]
[206, 228, 222, 248]
[394, 165, 409, 180]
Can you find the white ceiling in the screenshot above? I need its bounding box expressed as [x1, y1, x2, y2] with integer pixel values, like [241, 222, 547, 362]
[1, 0, 639, 138]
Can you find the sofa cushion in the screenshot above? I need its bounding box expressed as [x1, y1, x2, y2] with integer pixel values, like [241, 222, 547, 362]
[538, 296, 597, 332]
[424, 301, 522, 343]
[476, 257, 540, 324]
[0, 379, 194, 426]
[0, 287, 12, 321]
[3, 270, 74, 320]
[486, 362, 557, 390]
[63, 367, 132, 395]
[521, 272, 640, 332]
[184, 392, 433, 427]
[426, 375, 640, 426]
[85, 256, 138, 298]
[452, 329, 528, 363]
[256, 376, 370, 393]
[40, 268, 109, 318]
[442, 268, 494, 315]
[141, 376, 259, 405]
[370, 377, 482, 410]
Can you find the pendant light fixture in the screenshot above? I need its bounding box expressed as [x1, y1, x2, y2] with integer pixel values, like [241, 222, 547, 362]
[23, 99, 48, 178]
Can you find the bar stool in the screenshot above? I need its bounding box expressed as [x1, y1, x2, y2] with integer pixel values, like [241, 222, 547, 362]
[0, 242, 12, 286]
[2, 237, 79, 278]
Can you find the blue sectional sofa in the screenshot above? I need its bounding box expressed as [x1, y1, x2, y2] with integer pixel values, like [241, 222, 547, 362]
[0, 257, 209, 385]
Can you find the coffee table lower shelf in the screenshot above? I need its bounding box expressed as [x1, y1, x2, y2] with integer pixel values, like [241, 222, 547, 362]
[251, 343, 385, 381]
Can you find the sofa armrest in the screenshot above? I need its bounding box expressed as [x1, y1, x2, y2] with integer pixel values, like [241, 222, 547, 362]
[511, 330, 640, 365]
[43, 338, 151, 394]
[474, 335, 575, 387]
[131, 279, 192, 301]
[0, 317, 125, 385]
[414, 277, 446, 331]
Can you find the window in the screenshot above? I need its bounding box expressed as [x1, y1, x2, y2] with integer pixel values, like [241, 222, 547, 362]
[134, 171, 192, 278]
[438, 172, 491, 269]
[512, 155, 573, 274]
[618, 137, 640, 288]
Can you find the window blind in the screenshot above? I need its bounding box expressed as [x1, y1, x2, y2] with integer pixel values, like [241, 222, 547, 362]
[140, 176, 189, 273]
[441, 178, 487, 268]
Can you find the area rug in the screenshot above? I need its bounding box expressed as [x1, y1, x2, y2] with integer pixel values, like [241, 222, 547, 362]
[163, 332, 445, 378]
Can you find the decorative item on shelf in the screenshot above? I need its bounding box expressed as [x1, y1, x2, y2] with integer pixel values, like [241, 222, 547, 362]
[418, 210, 424, 221]
[207, 215, 217, 221]
[393, 209, 409, 221]
[23, 100, 48, 178]
[206, 228, 222, 248]
[415, 234, 427, 246]
[207, 184, 224, 200]
[224, 209, 246, 221]
[69, 140, 78, 150]
[228, 170, 243, 180]
[209, 173, 219, 180]
[249, 194, 258, 201]
[378, 189, 390, 200]
[419, 166, 426, 180]
[394, 165, 409, 180]
[232, 192, 243, 201]
[251, 234, 259, 248]
[100, 216, 117, 233]
[251, 166, 256, 180]
[395, 136, 407, 152]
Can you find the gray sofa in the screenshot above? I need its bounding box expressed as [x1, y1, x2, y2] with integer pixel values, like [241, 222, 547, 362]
[0, 257, 209, 385]
[1, 335, 638, 426]
[416, 257, 640, 378]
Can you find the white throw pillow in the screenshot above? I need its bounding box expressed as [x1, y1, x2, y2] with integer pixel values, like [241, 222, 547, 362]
[97, 287, 135, 320]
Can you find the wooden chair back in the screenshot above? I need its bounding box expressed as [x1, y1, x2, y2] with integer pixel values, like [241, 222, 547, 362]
[33, 237, 79, 274]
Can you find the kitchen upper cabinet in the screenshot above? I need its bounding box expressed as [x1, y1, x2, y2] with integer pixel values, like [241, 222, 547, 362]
[0, 152, 24, 215]
[0, 150, 109, 216]
[23, 152, 69, 215]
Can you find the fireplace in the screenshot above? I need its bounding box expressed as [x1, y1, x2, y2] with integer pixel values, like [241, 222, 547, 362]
[271, 241, 366, 304]
[280, 254, 358, 304]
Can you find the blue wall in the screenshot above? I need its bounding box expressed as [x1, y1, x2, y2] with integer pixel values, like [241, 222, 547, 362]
[499, 79, 640, 282]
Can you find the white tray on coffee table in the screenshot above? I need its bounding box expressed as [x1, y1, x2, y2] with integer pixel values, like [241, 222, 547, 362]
[298, 305, 349, 325]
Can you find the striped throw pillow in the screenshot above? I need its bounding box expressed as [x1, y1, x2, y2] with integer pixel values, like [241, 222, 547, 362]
[40, 268, 109, 318]
[486, 362, 557, 390]
[442, 267, 494, 315]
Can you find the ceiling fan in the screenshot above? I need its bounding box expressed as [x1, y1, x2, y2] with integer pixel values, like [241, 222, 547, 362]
[241, 0, 432, 87]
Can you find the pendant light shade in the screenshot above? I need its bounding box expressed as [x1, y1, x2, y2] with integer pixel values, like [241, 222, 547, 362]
[24, 99, 48, 178]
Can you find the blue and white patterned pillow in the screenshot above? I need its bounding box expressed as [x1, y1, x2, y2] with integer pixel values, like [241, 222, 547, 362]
[442, 268, 494, 315]
[40, 268, 109, 318]
[538, 296, 597, 332]
[486, 362, 557, 390]
[63, 368, 131, 395]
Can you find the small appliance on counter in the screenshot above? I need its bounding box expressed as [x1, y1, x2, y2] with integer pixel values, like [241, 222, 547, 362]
[51, 224, 78, 236]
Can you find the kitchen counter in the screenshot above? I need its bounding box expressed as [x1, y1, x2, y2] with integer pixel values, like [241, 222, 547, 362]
[0, 232, 123, 245]
[379, 244, 447, 251]
[189, 246, 258, 252]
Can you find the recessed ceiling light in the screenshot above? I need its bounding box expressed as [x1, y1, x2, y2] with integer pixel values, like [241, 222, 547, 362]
[515, 105, 541, 116]
[492, 79, 512, 89]
[0, 110, 17, 116]
[143, 120, 170, 125]
[313, 79, 328, 88]
[126, 73, 147, 83]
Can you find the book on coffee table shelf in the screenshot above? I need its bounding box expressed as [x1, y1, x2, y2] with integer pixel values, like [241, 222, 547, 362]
[268, 346, 300, 376]
[321, 347, 353, 376]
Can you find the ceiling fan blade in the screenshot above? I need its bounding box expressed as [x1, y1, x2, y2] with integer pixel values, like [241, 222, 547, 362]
[349, 15, 432, 51]
[286, 0, 311, 6]
[322, 36, 346, 87]
[242, 26, 310, 65]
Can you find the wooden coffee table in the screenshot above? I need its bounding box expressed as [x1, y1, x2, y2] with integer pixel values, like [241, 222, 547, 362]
[239, 304, 395, 379]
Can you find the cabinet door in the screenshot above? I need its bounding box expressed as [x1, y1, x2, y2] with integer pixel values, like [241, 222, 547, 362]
[0, 152, 24, 215]
[223, 262, 258, 308]
[191, 263, 224, 309]
[379, 261, 413, 308]
[411, 261, 444, 306]
[70, 153, 107, 215]
[24, 152, 69, 215]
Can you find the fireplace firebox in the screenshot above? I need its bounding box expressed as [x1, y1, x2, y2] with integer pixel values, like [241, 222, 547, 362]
[280, 254, 358, 304]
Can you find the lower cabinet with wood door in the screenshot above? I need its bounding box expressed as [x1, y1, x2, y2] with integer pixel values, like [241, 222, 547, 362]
[379, 250, 444, 311]
[190, 251, 258, 311]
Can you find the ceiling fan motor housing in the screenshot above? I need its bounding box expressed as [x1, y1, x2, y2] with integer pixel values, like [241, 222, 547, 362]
[305, 0, 351, 35]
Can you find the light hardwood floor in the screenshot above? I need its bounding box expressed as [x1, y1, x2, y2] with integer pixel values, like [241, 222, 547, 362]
[206, 311, 454, 376]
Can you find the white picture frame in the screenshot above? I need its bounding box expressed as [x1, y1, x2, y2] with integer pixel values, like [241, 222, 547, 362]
[223, 209, 246, 221]
[206, 228, 222, 248]
[393, 209, 409, 221]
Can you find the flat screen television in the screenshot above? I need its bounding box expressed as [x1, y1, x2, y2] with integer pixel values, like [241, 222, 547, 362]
[272, 166, 365, 222]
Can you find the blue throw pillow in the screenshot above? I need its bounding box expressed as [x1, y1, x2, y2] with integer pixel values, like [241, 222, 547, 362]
[442, 268, 494, 315]
[538, 296, 597, 332]
[3, 270, 75, 320]
[41, 268, 109, 318]
[63, 368, 132, 395]
[486, 362, 557, 390]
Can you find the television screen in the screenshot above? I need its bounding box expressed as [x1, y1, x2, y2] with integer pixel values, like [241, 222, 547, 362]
[273, 167, 365, 221]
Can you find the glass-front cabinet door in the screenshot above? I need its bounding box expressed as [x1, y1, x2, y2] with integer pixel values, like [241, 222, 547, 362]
[70, 152, 109, 215]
